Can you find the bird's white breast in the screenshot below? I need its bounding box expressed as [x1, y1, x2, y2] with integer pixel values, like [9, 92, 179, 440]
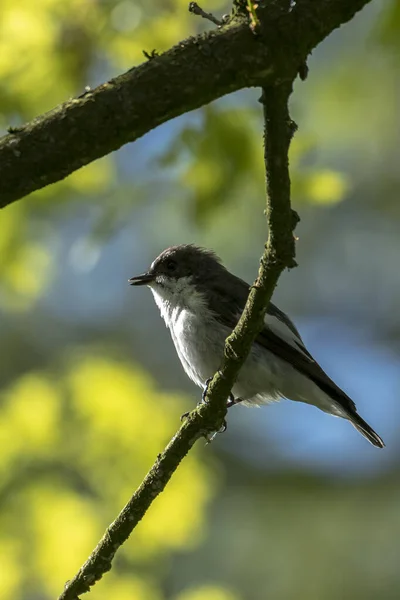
[149, 277, 224, 388]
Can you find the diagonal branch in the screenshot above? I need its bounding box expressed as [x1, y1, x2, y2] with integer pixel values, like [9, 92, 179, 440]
[52, 2, 375, 597]
[58, 80, 297, 600]
[0, 0, 372, 208]
[58, 403, 226, 600]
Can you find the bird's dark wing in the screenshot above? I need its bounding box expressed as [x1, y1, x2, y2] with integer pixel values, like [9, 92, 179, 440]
[255, 323, 356, 413]
[204, 273, 356, 414]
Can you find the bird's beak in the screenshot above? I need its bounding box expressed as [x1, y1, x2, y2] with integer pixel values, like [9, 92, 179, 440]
[128, 272, 154, 286]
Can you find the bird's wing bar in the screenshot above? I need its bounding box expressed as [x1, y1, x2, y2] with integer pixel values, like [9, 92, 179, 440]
[256, 325, 356, 413]
[265, 303, 312, 359]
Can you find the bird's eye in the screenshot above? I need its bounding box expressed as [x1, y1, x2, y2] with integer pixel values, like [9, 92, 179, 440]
[166, 260, 177, 272]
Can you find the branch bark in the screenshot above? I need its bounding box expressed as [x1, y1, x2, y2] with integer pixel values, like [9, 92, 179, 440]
[0, 0, 372, 208]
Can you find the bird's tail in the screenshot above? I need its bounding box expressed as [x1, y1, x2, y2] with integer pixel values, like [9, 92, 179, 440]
[348, 411, 385, 448]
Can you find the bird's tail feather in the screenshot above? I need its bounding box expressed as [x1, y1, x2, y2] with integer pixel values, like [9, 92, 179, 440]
[348, 412, 385, 448]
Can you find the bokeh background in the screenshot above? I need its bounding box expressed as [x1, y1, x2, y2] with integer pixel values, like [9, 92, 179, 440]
[1, 1, 400, 599]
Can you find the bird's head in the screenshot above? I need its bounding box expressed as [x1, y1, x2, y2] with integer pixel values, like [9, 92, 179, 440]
[129, 244, 225, 306]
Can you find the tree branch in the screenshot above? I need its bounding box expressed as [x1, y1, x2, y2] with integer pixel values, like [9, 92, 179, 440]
[47, 2, 374, 597]
[0, 0, 372, 208]
[58, 74, 297, 600]
[54, 2, 374, 597]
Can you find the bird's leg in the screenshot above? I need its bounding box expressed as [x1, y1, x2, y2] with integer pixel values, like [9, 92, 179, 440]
[227, 394, 243, 408]
[180, 377, 213, 421]
[227, 393, 236, 408]
[202, 380, 242, 408]
[181, 381, 241, 435]
[209, 396, 242, 437]
[201, 382, 243, 435]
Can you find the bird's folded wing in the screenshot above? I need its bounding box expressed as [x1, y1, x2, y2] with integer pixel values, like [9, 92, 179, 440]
[206, 275, 356, 414]
[256, 324, 356, 413]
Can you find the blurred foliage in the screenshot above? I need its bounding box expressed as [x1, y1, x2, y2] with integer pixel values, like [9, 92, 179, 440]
[0, 204, 53, 311]
[0, 355, 214, 599]
[1, 1, 400, 599]
[159, 106, 348, 222]
[175, 586, 240, 600]
[376, 0, 400, 56]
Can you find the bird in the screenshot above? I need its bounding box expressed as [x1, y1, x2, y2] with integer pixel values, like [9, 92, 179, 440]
[129, 244, 384, 448]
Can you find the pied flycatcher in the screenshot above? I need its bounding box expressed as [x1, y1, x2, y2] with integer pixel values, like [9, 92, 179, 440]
[129, 244, 384, 448]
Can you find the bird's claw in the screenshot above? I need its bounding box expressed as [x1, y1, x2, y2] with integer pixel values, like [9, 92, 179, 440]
[219, 419, 228, 433]
[204, 418, 227, 445]
[226, 393, 235, 408]
[198, 377, 240, 443]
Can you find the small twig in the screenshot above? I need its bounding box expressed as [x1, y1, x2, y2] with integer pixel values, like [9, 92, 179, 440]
[247, 0, 260, 32]
[260, 83, 298, 270]
[188, 2, 223, 27]
[143, 49, 159, 60]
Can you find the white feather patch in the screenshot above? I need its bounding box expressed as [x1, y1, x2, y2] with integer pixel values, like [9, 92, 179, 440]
[264, 312, 311, 359]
